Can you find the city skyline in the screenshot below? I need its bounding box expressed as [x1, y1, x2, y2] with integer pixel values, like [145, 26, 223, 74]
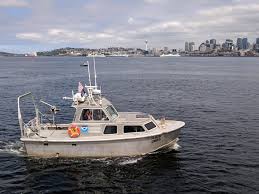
[0, 0, 259, 53]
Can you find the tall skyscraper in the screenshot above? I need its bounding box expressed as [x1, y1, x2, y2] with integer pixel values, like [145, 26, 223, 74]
[210, 39, 216, 45]
[189, 42, 195, 52]
[255, 38, 259, 52]
[223, 39, 234, 51]
[237, 38, 243, 50]
[185, 42, 189, 52]
[209, 39, 216, 49]
[145, 40, 148, 51]
[242, 38, 248, 50]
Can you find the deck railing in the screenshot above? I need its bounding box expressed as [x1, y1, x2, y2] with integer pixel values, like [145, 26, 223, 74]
[18, 92, 39, 137]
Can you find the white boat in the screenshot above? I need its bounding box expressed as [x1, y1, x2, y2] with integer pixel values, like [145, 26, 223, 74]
[87, 54, 106, 57]
[107, 54, 129, 57]
[17, 59, 185, 157]
[160, 53, 181, 57]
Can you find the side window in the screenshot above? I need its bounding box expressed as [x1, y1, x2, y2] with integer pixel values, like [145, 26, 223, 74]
[124, 126, 145, 133]
[93, 109, 109, 121]
[81, 109, 93, 120]
[145, 122, 156, 130]
[104, 126, 117, 134]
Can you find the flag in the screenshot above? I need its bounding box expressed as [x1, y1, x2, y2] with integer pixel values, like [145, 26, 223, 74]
[78, 82, 85, 97]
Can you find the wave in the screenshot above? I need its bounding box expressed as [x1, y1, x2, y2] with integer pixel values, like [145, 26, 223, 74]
[117, 156, 143, 165]
[0, 140, 25, 155]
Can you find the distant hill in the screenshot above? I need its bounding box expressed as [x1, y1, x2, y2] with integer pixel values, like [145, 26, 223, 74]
[0, 51, 24, 57]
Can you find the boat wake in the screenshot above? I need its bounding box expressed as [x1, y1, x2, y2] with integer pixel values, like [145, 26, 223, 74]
[149, 138, 181, 155]
[116, 156, 143, 165]
[0, 140, 25, 155]
[91, 156, 143, 165]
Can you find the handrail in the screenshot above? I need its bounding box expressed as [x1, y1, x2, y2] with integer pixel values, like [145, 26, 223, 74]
[17, 92, 40, 137]
[18, 92, 32, 137]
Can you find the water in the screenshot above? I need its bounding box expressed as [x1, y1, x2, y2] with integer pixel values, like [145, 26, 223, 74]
[0, 56, 259, 193]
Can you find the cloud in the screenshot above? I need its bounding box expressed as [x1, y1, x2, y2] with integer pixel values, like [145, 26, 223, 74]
[2, 0, 259, 52]
[16, 33, 42, 41]
[16, 29, 116, 45]
[0, 0, 29, 7]
[143, 0, 165, 4]
[199, 3, 259, 16]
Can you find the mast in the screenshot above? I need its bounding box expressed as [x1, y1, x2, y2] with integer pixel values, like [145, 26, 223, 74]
[93, 57, 97, 87]
[87, 61, 91, 87]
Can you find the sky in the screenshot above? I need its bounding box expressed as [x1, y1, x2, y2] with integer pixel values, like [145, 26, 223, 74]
[0, 0, 259, 53]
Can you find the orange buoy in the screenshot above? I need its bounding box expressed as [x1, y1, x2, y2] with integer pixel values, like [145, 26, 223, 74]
[68, 124, 80, 138]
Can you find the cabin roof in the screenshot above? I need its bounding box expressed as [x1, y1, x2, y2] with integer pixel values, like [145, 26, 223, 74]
[72, 96, 113, 109]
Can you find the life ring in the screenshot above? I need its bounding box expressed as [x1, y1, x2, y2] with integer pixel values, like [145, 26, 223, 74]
[68, 124, 80, 138]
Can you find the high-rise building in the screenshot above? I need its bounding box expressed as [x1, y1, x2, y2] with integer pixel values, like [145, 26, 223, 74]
[145, 40, 148, 51]
[210, 39, 216, 45]
[209, 39, 216, 50]
[237, 38, 243, 50]
[189, 42, 195, 52]
[255, 38, 259, 52]
[223, 39, 234, 51]
[242, 38, 248, 50]
[185, 42, 189, 52]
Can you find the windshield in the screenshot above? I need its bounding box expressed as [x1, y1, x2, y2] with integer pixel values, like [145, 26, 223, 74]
[106, 105, 118, 119]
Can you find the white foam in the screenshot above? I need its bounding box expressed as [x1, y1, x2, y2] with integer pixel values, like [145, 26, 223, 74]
[118, 156, 143, 165]
[172, 142, 181, 151]
[0, 140, 25, 155]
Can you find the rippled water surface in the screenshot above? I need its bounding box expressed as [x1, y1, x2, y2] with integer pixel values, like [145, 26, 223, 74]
[0, 57, 258, 193]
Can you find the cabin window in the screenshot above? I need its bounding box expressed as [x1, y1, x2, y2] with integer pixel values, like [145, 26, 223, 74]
[104, 126, 117, 134]
[81, 109, 93, 120]
[145, 122, 156, 130]
[106, 105, 118, 119]
[124, 126, 145, 133]
[93, 109, 109, 120]
[81, 109, 108, 121]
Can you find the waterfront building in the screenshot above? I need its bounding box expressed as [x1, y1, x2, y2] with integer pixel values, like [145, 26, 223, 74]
[199, 43, 207, 52]
[215, 44, 221, 51]
[237, 38, 243, 50]
[164, 47, 169, 52]
[209, 44, 215, 50]
[152, 48, 159, 55]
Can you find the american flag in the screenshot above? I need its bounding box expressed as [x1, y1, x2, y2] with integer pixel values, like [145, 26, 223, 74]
[78, 82, 85, 96]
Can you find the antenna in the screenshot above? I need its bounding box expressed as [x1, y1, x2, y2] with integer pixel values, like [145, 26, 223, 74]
[87, 61, 91, 87]
[93, 57, 97, 87]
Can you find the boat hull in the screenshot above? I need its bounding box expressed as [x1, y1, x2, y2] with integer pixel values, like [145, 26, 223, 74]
[22, 127, 181, 157]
